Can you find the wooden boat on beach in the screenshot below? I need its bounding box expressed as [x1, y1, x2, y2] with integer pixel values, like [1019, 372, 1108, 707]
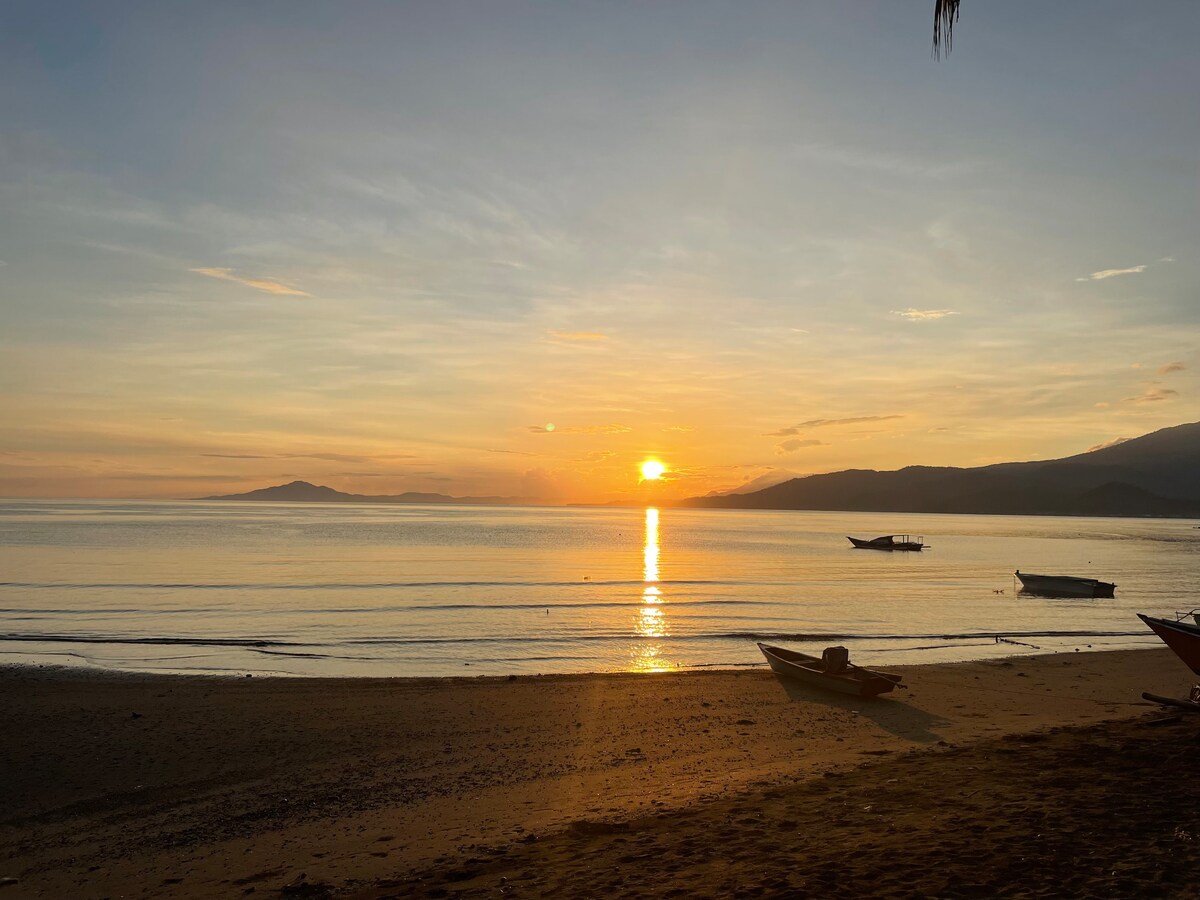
[1014, 571, 1116, 598]
[1138, 613, 1200, 676]
[847, 534, 926, 552]
[757, 643, 903, 698]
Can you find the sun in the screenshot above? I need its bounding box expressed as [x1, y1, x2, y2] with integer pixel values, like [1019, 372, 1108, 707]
[640, 460, 666, 481]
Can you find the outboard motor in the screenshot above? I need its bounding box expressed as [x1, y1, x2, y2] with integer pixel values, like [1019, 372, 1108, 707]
[822, 645, 850, 673]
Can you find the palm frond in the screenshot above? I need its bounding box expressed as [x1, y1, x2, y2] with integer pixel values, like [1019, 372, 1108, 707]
[933, 0, 961, 60]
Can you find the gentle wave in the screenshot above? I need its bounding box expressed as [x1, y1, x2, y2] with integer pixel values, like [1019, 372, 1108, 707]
[0, 579, 766, 590]
[0, 599, 771, 615]
[0, 628, 1148, 651]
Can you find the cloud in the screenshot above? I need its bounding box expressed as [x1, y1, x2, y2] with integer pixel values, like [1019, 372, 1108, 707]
[765, 415, 902, 437]
[1158, 362, 1186, 375]
[777, 438, 826, 454]
[1125, 385, 1178, 404]
[102, 473, 233, 482]
[200, 451, 413, 462]
[1159, 257, 1176, 263]
[1075, 265, 1147, 282]
[528, 423, 631, 435]
[486, 448, 538, 456]
[662, 425, 694, 433]
[891, 308, 959, 321]
[547, 330, 608, 341]
[190, 267, 310, 296]
[1085, 437, 1130, 453]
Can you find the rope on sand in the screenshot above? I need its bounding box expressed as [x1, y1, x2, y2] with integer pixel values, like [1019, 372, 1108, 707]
[995, 636, 1041, 649]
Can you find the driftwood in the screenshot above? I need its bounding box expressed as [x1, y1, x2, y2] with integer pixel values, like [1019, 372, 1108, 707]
[1142, 691, 1200, 714]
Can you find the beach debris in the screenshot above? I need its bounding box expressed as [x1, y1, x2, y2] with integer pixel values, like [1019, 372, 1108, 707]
[130, 711, 142, 719]
[995, 636, 1041, 649]
[280, 872, 334, 898]
[1141, 691, 1200, 714]
[0, 877, 19, 887]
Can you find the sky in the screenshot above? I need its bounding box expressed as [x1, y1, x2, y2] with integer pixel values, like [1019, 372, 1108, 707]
[1, 1, 1198, 503]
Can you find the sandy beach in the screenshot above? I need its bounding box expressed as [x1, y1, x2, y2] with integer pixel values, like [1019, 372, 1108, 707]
[2, 648, 1199, 898]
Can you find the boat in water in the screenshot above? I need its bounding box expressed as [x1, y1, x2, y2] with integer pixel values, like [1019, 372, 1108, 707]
[757, 643, 903, 698]
[1139, 613, 1200, 676]
[1014, 571, 1116, 598]
[847, 534, 926, 552]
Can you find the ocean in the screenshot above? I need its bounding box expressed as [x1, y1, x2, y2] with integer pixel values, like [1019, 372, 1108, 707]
[1, 500, 1196, 677]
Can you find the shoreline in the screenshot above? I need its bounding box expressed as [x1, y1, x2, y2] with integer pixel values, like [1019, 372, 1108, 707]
[0, 627, 1165, 682]
[3, 647, 1197, 897]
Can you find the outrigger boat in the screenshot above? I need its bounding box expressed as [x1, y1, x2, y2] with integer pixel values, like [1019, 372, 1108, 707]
[1138, 612, 1200, 676]
[757, 643, 903, 698]
[847, 534, 926, 552]
[1139, 611, 1200, 713]
[1014, 571, 1116, 598]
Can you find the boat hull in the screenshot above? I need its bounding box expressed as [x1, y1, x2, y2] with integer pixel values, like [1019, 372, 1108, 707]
[757, 643, 901, 698]
[1139, 614, 1200, 676]
[1015, 572, 1116, 598]
[848, 536, 924, 552]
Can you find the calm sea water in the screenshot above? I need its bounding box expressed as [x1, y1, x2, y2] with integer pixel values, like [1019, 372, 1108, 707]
[1, 500, 1197, 677]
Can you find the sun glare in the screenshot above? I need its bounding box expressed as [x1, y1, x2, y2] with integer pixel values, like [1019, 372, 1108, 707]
[640, 460, 666, 481]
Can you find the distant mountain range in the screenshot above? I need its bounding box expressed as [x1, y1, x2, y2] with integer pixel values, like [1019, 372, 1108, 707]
[683, 421, 1200, 518]
[203, 480, 528, 506]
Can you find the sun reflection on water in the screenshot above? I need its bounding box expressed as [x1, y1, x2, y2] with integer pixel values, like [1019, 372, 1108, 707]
[630, 507, 677, 672]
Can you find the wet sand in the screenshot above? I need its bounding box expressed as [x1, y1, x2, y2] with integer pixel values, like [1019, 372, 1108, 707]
[1, 648, 1197, 898]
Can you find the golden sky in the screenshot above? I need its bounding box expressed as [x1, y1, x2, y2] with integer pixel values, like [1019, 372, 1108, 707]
[1, 3, 1197, 502]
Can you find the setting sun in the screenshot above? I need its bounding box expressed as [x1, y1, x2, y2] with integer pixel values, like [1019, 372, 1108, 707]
[640, 460, 666, 481]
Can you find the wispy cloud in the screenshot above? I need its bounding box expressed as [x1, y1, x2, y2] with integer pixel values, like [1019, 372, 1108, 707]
[547, 330, 608, 342]
[777, 438, 826, 454]
[765, 415, 902, 437]
[190, 267, 310, 296]
[1158, 362, 1186, 375]
[1125, 384, 1178, 404]
[579, 449, 616, 462]
[1085, 436, 1130, 452]
[891, 308, 958, 321]
[201, 451, 416, 462]
[528, 423, 631, 435]
[1075, 265, 1147, 282]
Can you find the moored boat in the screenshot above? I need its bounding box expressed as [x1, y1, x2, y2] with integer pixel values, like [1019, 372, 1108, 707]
[757, 642, 903, 698]
[847, 534, 926, 552]
[1139, 613, 1200, 676]
[1014, 571, 1116, 598]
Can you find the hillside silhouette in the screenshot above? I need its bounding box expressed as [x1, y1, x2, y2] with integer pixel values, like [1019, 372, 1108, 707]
[683, 422, 1200, 517]
[204, 480, 524, 505]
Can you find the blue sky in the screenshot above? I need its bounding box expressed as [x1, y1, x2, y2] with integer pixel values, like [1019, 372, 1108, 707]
[2, 1, 1198, 500]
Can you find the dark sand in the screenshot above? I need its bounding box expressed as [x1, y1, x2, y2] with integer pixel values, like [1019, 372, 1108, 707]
[1, 648, 1197, 898]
